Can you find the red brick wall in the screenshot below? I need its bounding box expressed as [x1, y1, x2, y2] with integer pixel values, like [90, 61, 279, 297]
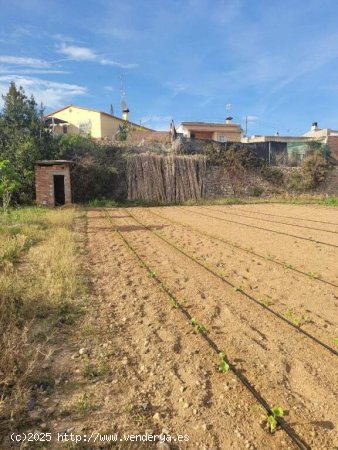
[35, 164, 72, 206]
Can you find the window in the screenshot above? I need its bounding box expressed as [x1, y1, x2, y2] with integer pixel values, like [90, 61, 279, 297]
[62, 125, 68, 134]
[219, 134, 225, 142]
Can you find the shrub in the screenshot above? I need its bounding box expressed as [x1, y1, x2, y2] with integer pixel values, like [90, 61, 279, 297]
[249, 186, 264, 197]
[260, 165, 284, 185]
[301, 150, 329, 189]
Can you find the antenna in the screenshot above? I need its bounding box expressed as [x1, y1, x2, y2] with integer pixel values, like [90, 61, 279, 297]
[120, 73, 128, 112]
[110, 104, 114, 116]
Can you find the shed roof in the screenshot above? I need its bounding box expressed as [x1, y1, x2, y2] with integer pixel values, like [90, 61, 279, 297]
[35, 160, 73, 166]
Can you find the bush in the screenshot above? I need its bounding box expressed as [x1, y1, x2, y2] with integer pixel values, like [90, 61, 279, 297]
[249, 186, 264, 197]
[260, 165, 284, 185]
[301, 150, 329, 189]
[287, 171, 305, 192]
[55, 135, 129, 202]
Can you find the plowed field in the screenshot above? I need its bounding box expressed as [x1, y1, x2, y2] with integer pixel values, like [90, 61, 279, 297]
[85, 204, 338, 450]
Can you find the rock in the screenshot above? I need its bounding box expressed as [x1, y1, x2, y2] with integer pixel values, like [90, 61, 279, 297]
[180, 386, 186, 393]
[28, 410, 41, 421]
[27, 398, 36, 411]
[183, 402, 190, 409]
[156, 442, 171, 450]
[122, 357, 128, 365]
[153, 412, 161, 421]
[79, 348, 89, 355]
[46, 407, 55, 416]
[40, 423, 47, 430]
[141, 402, 149, 411]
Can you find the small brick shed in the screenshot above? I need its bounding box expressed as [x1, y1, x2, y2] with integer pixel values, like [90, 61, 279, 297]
[35, 160, 72, 206]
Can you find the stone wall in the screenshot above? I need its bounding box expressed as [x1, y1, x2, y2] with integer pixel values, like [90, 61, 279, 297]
[204, 165, 338, 198]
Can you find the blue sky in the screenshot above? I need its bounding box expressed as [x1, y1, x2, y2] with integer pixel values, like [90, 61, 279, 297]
[1, 0, 338, 135]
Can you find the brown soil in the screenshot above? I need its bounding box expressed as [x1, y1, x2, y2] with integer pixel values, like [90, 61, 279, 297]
[29, 204, 337, 450]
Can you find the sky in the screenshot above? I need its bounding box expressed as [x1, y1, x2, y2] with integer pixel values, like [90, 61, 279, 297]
[0, 0, 338, 135]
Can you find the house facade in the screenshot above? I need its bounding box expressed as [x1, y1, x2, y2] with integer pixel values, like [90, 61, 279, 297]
[45, 105, 152, 139]
[177, 117, 242, 142]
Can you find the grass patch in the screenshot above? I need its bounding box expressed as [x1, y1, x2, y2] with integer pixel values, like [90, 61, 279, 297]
[85, 194, 338, 208]
[0, 207, 86, 437]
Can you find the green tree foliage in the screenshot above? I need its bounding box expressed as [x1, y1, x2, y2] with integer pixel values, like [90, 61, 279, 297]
[0, 159, 21, 211]
[0, 82, 54, 202]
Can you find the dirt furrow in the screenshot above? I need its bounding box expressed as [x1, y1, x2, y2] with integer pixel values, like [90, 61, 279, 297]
[185, 206, 338, 248]
[228, 204, 338, 225]
[225, 205, 338, 230]
[157, 206, 338, 285]
[132, 207, 338, 351]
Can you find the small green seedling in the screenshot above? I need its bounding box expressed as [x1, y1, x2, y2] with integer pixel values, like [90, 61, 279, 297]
[167, 297, 179, 309]
[218, 352, 230, 374]
[283, 263, 293, 270]
[333, 337, 338, 347]
[147, 271, 156, 278]
[293, 314, 310, 327]
[266, 406, 284, 433]
[190, 317, 207, 333]
[252, 403, 284, 433]
[284, 310, 310, 327]
[284, 309, 293, 319]
[234, 284, 244, 293]
[260, 298, 274, 308]
[307, 271, 318, 279]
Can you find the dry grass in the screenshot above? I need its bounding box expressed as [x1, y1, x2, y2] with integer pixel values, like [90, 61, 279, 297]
[0, 207, 85, 437]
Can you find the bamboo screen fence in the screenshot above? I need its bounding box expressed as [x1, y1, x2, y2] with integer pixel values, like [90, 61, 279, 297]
[127, 154, 207, 202]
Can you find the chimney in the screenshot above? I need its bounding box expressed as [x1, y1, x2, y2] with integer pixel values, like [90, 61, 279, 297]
[225, 116, 233, 124]
[122, 107, 130, 121]
[311, 122, 318, 131]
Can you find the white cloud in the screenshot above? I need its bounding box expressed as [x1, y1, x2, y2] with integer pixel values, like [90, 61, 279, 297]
[0, 66, 69, 75]
[245, 115, 259, 123]
[58, 43, 96, 61]
[140, 114, 172, 130]
[0, 75, 87, 108]
[57, 43, 137, 68]
[0, 55, 51, 68]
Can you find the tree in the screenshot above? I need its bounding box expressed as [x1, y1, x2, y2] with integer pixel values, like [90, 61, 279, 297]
[0, 82, 54, 202]
[0, 160, 21, 212]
